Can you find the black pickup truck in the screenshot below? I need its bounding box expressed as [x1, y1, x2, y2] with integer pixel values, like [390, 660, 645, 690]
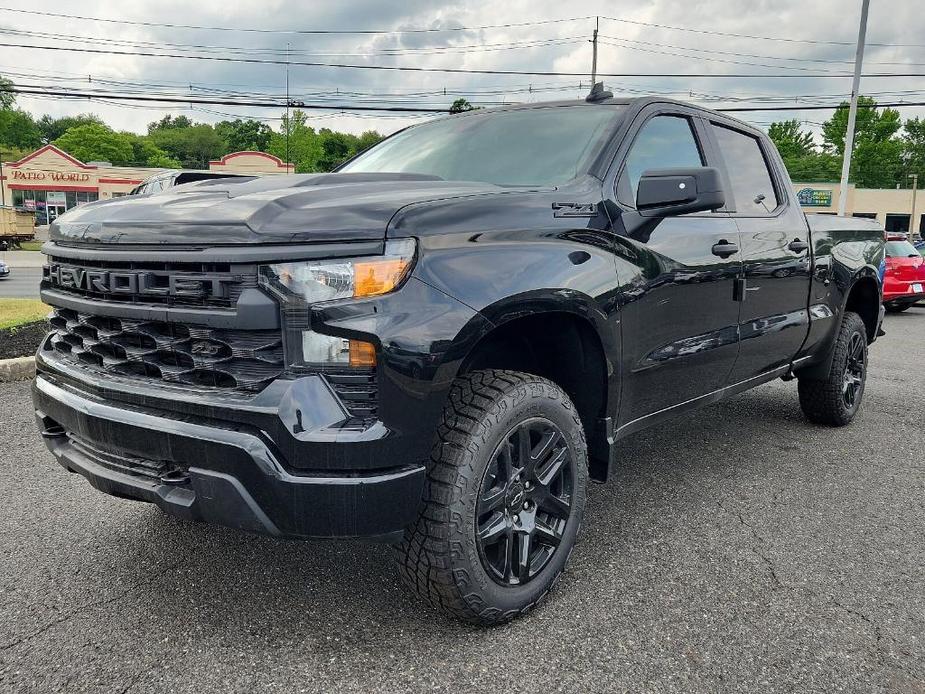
[33, 94, 884, 625]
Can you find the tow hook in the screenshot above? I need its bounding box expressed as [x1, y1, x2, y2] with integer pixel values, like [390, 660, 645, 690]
[40, 425, 66, 439]
[159, 468, 191, 485]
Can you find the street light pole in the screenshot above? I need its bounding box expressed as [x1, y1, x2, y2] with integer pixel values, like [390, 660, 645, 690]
[910, 173, 919, 241]
[838, 0, 871, 216]
[590, 16, 599, 85]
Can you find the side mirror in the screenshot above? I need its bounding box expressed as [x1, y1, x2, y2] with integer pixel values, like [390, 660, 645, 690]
[636, 167, 725, 217]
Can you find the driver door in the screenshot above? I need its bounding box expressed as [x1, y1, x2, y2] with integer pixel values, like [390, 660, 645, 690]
[607, 109, 743, 431]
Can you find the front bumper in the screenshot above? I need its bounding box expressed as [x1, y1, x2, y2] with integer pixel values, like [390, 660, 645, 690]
[33, 374, 425, 541]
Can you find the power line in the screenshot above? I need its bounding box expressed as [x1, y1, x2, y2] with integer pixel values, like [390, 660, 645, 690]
[14, 61, 925, 105]
[717, 102, 925, 112]
[7, 40, 925, 78]
[599, 15, 925, 49]
[0, 7, 594, 35]
[7, 84, 925, 115]
[598, 34, 925, 68]
[0, 27, 586, 58]
[2, 85, 450, 112]
[5, 4, 921, 50]
[596, 38, 845, 73]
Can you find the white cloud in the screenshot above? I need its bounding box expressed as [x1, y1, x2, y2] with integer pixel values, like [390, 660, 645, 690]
[1, 0, 924, 140]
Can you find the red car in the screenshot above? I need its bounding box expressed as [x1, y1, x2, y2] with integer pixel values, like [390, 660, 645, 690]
[883, 234, 925, 313]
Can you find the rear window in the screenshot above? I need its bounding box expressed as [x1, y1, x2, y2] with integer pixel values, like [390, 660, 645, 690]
[885, 240, 919, 257]
[711, 124, 779, 214]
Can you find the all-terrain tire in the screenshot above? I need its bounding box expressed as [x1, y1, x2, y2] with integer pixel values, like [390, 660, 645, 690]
[395, 369, 588, 626]
[798, 311, 868, 426]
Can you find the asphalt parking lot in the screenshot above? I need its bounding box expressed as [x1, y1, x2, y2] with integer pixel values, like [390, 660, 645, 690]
[0, 268, 42, 299]
[1, 308, 923, 693]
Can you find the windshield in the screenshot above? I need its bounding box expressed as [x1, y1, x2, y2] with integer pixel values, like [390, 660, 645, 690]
[886, 240, 919, 257]
[340, 105, 623, 186]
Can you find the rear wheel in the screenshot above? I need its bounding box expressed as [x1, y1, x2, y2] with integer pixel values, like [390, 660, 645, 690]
[396, 369, 587, 625]
[798, 311, 868, 426]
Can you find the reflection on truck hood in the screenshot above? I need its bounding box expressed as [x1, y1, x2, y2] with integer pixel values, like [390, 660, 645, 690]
[49, 172, 509, 245]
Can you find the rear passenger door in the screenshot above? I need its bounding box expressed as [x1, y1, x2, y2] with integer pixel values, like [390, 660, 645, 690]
[607, 108, 743, 427]
[707, 121, 812, 383]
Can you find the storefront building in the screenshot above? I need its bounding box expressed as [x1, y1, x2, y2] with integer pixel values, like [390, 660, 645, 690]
[1, 146, 294, 225]
[794, 182, 924, 237]
[208, 151, 294, 176]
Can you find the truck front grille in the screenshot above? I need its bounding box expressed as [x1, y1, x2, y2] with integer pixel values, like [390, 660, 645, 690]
[45, 307, 284, 392]
[43, 257, 254, 308]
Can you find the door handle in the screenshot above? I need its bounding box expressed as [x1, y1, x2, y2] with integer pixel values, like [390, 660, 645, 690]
[787, 239, 810, 254]
[711, 240, 739, 258]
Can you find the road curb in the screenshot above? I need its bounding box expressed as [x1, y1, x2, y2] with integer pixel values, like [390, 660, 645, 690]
[0, 356, 36, 382]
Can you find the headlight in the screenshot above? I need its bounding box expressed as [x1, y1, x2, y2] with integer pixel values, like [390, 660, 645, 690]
[260, 238, 416, 369]
[262, 238, 416, 303]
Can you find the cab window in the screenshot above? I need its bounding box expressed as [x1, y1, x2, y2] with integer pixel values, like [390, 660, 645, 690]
[711, 124, 779, 214]
[619, 115, 704, 206]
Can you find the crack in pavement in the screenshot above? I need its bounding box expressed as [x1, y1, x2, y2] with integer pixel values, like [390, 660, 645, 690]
[0, 563, 181, 652]
[715, 499, 782, 589]
[714, 500, 924, 685]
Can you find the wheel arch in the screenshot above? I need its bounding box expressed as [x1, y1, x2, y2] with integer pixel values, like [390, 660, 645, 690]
[795, 270, 881, 381]
[450, 297, 618, 482]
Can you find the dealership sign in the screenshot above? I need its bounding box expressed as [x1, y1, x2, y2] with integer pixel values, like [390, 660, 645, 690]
[797, 187, 833, 207]
[11, 170, 92, 183]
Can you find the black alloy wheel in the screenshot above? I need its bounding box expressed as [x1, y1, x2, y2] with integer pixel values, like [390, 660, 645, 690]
[396, 369, 588, 625]
[797, 311, 868, 426]
[476, 418, 574, 586]
[842, 331, 866, 411]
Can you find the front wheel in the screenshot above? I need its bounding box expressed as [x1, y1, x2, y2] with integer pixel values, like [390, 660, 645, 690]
[396, 369, 587, 626]
[798, 311, 868, 426]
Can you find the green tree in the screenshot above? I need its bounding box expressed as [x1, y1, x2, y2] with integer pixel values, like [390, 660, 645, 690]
[266, 110, 322, 172]
[903, 117, 925, 185]
[215, 119, 273, 152]
[316, 129, 358, 171]
[0, 75, 14, 110]
[148, 123, 226, 168]
[147, 114, 194, 133]
[0, 108, 42, 151]
[54, 123, 135, 164]
[126, 135, 181, 168]
[821, 97, 904, 188]
[449, 98, 477, 113]
[354, 130, 384, 154]
[767, 120, 840, 182]
[768, 120, 815, 159]
[37, 113, 103, 144]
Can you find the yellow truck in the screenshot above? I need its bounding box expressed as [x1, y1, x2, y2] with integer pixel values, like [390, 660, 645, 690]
[0, 206, 35, 249]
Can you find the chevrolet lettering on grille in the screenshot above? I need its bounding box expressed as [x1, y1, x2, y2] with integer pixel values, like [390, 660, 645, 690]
[44, 263, 235, 300]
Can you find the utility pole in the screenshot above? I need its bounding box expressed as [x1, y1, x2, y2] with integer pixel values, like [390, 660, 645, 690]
[910, 173, 919, 240]
[838, 0, 870, 216]
[285, 42, 291, 170]
[590, 16, 599, 85]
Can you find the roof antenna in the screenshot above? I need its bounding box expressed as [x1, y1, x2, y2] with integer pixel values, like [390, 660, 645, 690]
[585, 82, 613, 103]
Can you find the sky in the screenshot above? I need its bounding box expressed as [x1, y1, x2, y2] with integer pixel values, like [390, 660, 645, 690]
[1, 0, 924, 142]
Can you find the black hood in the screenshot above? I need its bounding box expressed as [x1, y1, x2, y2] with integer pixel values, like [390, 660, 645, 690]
[49, 173, 510, 245]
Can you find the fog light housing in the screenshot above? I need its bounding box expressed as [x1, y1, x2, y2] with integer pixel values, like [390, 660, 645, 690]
[301, 332, 376, 368]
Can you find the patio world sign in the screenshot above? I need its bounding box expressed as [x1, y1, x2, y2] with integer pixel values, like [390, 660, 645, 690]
[797, 187, 833, 207]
